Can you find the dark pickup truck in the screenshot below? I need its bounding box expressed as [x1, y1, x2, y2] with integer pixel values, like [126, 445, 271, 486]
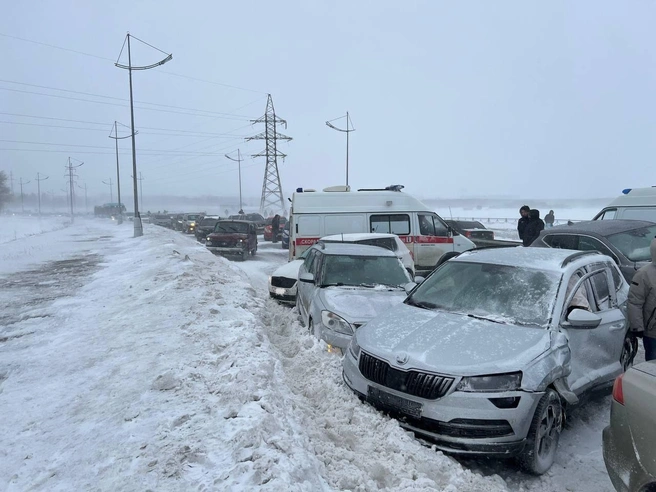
[206, 220, 258, 260]
[446, 220, 520, 249]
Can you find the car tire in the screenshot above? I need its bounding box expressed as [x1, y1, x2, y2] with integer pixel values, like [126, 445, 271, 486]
[518, 388, 562, 475]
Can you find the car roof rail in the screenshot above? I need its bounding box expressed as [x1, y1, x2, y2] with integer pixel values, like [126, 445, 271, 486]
[561, 250, 602, 267]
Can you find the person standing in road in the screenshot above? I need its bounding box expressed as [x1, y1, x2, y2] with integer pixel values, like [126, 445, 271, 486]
[518, 205, 531, 241]
[628, 238, 656, 361]
[545, 210, 555, 228]
[523, 209, 545, 247]
[271, 214, 281, 243]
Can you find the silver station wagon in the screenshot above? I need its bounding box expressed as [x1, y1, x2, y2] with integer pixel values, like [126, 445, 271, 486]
[342, 247, 635, 474]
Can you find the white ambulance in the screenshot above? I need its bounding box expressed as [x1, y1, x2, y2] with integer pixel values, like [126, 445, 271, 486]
[593, 186, 656, 222]
[288, 185, 475, 275]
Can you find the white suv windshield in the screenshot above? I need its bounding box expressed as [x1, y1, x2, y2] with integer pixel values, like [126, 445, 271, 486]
[408, 262, 560, 327]
[321, 255, 409, 288]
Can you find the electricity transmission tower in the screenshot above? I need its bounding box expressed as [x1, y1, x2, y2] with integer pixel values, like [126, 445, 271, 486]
[19, 177, 30, 213]
[66, 157, 83, 222]
[36, 172, 49, 216]
[246, 94, 292, 215]
[115, 33, 172, 237]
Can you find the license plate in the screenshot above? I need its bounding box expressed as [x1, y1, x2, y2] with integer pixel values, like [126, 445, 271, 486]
[275, 288, 286, 295]
[367, 386, 422, 418]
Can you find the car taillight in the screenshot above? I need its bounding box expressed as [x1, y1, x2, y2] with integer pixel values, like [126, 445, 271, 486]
[612, 373, 625, 405]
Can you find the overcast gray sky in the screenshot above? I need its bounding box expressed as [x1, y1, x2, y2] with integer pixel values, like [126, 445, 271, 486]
[2, 0, 655, 203]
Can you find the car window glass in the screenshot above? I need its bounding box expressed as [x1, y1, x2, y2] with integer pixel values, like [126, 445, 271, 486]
[370, 214, 411, 235]
[418, 214, 435, 235]
[358, 237, 396, 252]
[610, 265, 623, 292]
[589, 269, 611, 311]
[578, 236, 614, 259]
[433, 215, 449, 236]
[620, 207, 656, 222]
[304, 250, 317, 272]
[598, 209, 617, 220]
[565, 271, 592, 314]
[544, 234, 579, 250]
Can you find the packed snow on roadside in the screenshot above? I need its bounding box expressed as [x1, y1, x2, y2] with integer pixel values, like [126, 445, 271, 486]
[0, 214, 71, 244]
[0, 220, 509, 491]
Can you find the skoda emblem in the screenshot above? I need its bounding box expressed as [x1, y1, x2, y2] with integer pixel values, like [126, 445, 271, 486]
[396, 352, 409, 365]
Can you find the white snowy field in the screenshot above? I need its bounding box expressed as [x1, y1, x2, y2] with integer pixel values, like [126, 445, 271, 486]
[0, 215, 71, 244]
[0, 219, 511, 491]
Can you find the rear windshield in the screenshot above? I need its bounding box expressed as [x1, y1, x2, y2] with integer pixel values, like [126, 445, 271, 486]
[187, 215, 199, 220]
[607, 225, 656, 262]
[457, 221, 486, 229]
[215, 222, 249, 234]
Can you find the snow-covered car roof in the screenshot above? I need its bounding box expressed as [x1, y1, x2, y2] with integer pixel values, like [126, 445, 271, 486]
[320, 232, 401, 242]
[311, 242, 398, 257]
[456, 247, 603, 272]
[545, 219, 655, 237]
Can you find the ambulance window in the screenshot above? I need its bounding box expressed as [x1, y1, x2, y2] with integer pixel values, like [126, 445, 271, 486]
[418, 214, 435, 235]
[370, 214, 410, 235]
[298, 216, 321, 237]
[325, 214, 366, 235]
[433, 216, 449, 236]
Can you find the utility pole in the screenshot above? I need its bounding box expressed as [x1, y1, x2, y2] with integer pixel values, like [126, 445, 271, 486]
[9, 171, 15, 195]
[326, 112, 355, 187]
[246, 94, 292, 215]
[102, 178, 114, 203]
[19, 178, 30, 213]
[109, 121, 135, 225]
[225, 149, 244, 212]
[35, 173, 49, 216]
[137, 173, 144, 212]
[66, 157, 83, 222]
[115, 33, 172, 237]
[78, 183, 88, 213]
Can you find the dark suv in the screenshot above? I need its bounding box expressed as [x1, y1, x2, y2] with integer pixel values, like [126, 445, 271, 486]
[195, 216, 221, 242]
[206, 220, 258, 260]
[229, 213, 266, 234]
[531, 219, 656, 282]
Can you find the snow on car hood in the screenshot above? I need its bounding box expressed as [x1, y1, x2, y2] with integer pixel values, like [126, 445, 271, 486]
[272, 259, 303, 280]
[357, 302, 551, 376]
[321, 287, 408, 322]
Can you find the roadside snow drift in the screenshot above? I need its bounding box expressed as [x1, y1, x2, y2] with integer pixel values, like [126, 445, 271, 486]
[0, 221, 508, 491]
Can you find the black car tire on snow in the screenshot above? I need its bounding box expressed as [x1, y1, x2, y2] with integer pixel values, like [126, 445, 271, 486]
[518, 388, 563, 475]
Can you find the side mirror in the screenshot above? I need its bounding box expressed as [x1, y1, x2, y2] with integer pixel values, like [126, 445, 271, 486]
[414, 276, 425, 284]
[404, 282, 417, 293]
[299, 272, 315, 284]
[565, 309, 602, 329]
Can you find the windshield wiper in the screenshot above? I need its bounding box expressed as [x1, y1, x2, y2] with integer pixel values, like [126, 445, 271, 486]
[467, 314, 507, 325]
[321, 282, 345, 287]
[405, 298, 439, 310]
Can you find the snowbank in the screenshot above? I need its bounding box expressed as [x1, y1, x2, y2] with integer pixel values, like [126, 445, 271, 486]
[0, 215, 71, 244]
[0, 222, 508, 491]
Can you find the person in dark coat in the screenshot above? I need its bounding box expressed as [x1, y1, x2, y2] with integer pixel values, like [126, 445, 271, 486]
[523, 209, 545, 246]
[544, 210, 555, 228]
[517, 205, 531, 241]
[271, 214, 281, 243]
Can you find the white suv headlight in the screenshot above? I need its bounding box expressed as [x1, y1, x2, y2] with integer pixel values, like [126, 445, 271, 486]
[321, 311, 354, 335]
[456, 372, 522, 392]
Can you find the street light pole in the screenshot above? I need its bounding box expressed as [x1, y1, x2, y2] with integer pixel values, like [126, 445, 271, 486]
[225, 148, 244, 212]
[326, 112, 355, 187]
[35, 172, 49, 216]
[115, 33, 172, 237]
[108, 121, 135, 225]
[19, 178, 30, 213]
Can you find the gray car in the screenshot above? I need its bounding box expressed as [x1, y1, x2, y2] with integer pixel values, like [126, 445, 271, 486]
[342, 247, 635, 474]
[531, 220, 656, 282]
[296, 242, 416, 353]
[603, 360, 656, 492]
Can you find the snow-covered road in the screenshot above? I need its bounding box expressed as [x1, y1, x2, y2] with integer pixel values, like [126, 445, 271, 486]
[0, 219, 504, 491]
[0, 218, 625, 491]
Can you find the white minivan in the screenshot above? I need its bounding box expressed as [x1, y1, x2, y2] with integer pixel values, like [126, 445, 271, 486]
[288, 185, 475, 275]
[594, 187, 656, 222]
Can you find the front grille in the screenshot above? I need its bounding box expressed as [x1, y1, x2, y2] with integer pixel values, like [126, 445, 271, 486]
[359, 352, 454, 400]
[271, 276, 296, 288]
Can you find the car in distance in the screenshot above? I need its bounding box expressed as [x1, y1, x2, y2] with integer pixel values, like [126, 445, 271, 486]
[152, 214, 173, 228]
[263, 216, 288, 242]
[343, 247, 633, 474]
[206, 220, 258, 260]
[229, 213, 266, 234]
[281, 221, 290, 249]
[320, 233, 415, 276]
[603, 360, 656, 492]
[182, 213, 202, 234]
[297, 242, 417, 353]
[195, 215, 221, 242]
[445, 220, 495, 241]
[531, 220, 656, 282]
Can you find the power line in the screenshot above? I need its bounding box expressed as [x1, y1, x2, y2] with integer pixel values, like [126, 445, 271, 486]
[0, 87, 252, 121]
[0, 31, 266, 94]
[0, 148, 241, 156]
